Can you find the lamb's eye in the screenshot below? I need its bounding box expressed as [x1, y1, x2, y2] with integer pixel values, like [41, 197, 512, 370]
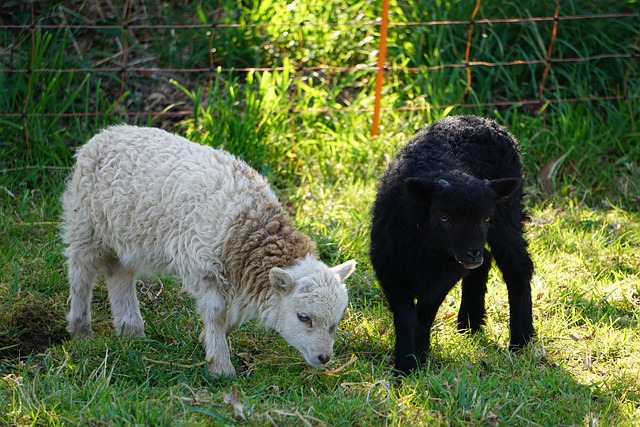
[440, 215, 450, 223]
[297, 313, 312, 327]
[484, 216, 491, 222]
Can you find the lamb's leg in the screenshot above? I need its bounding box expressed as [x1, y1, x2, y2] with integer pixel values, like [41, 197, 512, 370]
[458, 249, 492, 332]
[413, 301, 436, 365]
[66, 249, 100, 337]
[489, 228, 535, 348]
[195, 288, 236, 377]
[415, 286, 450, 365]
[383, 284, 418, 375]
[105, 258, 144, 338]
[392, 301, 418, 375]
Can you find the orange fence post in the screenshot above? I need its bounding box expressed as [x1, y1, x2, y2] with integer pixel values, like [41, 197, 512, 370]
[539, 0, 561, 102]
[372, 0, 391, 136]
[461, 0, 482, 101]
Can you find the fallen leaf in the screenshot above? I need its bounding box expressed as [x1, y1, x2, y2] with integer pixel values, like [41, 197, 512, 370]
[569, 330, 596, 342]
[222, 390, 246, 421]
[311, 355, 358, 376]
[485, 412, 502, 427]
[236, 352, 252, 364]
[443, 311, 456, 320]
[537, 151, 572, 194]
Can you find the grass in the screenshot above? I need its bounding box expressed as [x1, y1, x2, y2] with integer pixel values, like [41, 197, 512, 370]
[1, 0, 639, 425]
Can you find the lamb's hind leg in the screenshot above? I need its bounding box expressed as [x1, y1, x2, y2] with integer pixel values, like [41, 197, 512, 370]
[193, 280, 235, 377]
[489, 227, 534, 349]
[66, 248, 101, 337]
[105, 257, 145, 338]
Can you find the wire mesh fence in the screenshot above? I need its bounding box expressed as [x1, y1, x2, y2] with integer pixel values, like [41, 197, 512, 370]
[1, 0, 639, 145]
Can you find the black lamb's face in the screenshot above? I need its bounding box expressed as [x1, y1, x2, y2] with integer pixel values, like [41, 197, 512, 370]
[405, 175, 520, 269]
[428, 184, 494, 269]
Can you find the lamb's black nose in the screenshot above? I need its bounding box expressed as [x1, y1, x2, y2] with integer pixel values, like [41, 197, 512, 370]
[466, 250, 482, 259]
[317, 354, 331, 365]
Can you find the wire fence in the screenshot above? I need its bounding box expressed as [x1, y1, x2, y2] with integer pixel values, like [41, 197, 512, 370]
[1, 0, 639, 145]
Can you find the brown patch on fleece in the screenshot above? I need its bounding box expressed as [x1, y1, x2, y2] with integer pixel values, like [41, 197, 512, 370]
[222, 201, 317, 301]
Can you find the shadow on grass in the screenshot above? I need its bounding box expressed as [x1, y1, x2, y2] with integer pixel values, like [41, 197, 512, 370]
[0, 295, 69, 360]
[368, 331, 635, 425]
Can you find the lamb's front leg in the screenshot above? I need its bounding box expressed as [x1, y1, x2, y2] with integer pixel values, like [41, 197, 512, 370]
[414, 298, 442, 364]
[385, 286, 419, 375]
[196, 290, 236, 377]
[458, 250, 492, 333]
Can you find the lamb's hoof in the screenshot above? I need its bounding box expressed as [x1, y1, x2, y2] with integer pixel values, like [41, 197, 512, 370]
[509, 331, 535, 351]
[508, 341, 529, 351]
[394, 357, 419, 377]
[208, 359, 237, 378]
[457, 324, 484, 334]
[67, 322, 93, 338]
[117, 325, 145, 339]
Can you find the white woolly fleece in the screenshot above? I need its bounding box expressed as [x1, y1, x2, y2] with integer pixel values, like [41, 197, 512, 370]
[61, 125, 356, 377]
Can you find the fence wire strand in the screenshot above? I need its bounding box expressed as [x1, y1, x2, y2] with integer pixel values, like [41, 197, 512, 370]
[1, 0, 638, 139]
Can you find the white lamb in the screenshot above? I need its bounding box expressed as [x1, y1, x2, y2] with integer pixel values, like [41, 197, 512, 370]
[61, 125, 356, 377]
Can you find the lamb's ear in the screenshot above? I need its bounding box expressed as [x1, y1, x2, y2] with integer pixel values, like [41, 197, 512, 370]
[269, 267, 295, 292]
[405, 177, 438, 203]
[489, 178, 521, 201]
[331, 260, 357, 282]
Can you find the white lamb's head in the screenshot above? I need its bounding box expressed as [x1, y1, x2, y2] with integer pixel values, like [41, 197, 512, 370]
[269, 255, 356, 368]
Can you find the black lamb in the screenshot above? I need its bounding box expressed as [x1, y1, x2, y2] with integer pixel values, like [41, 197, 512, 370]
[370, 115, 535, 375]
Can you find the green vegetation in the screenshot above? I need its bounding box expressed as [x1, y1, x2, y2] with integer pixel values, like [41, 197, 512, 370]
[1, 0, 638, 425]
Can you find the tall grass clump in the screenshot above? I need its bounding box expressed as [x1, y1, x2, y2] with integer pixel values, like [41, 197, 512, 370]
[173, 68, 295, 180]
[0, 28, 117, 203]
